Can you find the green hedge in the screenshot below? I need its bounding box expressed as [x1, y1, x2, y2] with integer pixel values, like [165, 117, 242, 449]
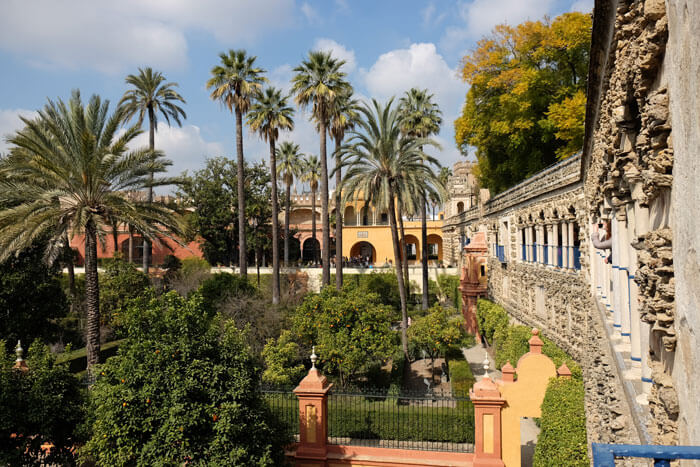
[437, 274, 461, 309]
[533, 378, 588, 466]
[449, 359, 476, 398]
[55, 339, 123, 373]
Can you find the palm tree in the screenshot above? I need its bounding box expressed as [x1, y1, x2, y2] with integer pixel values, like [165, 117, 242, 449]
[303, 155, 321, 266]
[291, 51, 351, 287]
[0, 90, 183, 372]
[398, 88, 443, 310]
[338, 98, 441, 358]
[329, 90, 360, 289]
[206, 50, 267, 279]
[119, 67, 186, 273]
[276, 141, 303, 267]
[247, 87, 295, 305]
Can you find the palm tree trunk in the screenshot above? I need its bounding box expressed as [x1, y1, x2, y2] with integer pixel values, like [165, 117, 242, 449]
[235, 107, 247, 278]
[311, 186, 318, 265]
[85, 220, 101, 373]
[63, 232, 76, 314]
[112, 221, 119, 255]
[269, 138, 280, 305]
[128, 226, 134, 263]
[334, 139, 343, 290]
[388, 188, 409, 359]
[284, 182, 291, 267]
[319, 120, 330, 287]
[397, 198, 410, 299]
[143, 108, 155, 274]
[421, 195, 429, 310]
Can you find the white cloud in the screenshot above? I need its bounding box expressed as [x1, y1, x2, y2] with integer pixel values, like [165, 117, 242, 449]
[301, 2, 321, 24]
[0, 0, 295, 74]
[130, 125, 225, 176]
[313, 38, 357, 73]
[422, 2, 447, 27]
[441, 0, 556, 52]
[570, 0, 594, 12]
[0, 109, 38, 154]
[362, 43, 468, 169]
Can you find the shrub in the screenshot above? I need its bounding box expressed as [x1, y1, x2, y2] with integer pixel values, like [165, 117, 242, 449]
[408, 306, 467, 380]
[262, 330, 305, 386]
[476, 299, 509, 343]
[493, 324, 532, 369]
[0, 341, 86, 465]
[198, 272, 257, 313]
[82, 291, 289, 465]
[99, 256, 150, 327]
[449, 359, 476, 397]
[292, 287, 396, 386]
[169, 257, 211, 295]
[533, 377, 588, 466]
[340, 272, 402, 314]
[437, 274, 461, 309]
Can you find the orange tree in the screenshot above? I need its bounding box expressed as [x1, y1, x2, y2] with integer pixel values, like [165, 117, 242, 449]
[291, 286, 396, 387]
[407, 306, 467, 382]
[454, 12, 591, 193]
[82, 291, 289, 465]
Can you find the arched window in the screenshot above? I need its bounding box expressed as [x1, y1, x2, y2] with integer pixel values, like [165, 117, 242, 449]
[457, 201, 464, 213]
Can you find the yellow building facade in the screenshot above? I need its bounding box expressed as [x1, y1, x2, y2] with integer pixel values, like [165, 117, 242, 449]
[286, 192, 446, 266]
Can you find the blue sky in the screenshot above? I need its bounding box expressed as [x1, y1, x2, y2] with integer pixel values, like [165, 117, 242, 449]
[0, 0, 592, 190]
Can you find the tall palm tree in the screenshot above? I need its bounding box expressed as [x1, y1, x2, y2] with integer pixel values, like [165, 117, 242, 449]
[329, 90, 360, 290]
[119, 67, 186, 273]
[276, 141, 303, 267]
[247, 87, 294, 305]
[303, 155, 321, 266]
[291, 51, 351, 287]
[338, 98, 441, 358]
[398, 88, 443, 310]
[206, 50, 266, 279]
[0, 90, 183, 372]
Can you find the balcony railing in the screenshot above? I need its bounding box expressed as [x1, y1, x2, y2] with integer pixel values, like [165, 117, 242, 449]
[494, 244, 506, 263]
[592, 443, 700, 466]
[520, 244, 580, 271]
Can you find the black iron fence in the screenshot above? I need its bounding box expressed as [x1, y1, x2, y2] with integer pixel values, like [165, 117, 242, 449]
[261, 384, 299, 436]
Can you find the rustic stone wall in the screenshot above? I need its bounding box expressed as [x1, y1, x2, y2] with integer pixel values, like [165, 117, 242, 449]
[583, 0, 677, 444]
[666, 0, 700, 449]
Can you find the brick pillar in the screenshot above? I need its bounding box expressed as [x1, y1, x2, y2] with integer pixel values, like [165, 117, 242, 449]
[471, 374, 506, 467]
[293, 353, 332, 465]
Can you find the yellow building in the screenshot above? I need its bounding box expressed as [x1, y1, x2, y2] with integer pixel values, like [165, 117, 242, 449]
[286, 191, 446, 266]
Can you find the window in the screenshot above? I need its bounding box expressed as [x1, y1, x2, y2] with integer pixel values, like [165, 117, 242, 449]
[457, 201, 464, 213]
[428, 243, 439, 259]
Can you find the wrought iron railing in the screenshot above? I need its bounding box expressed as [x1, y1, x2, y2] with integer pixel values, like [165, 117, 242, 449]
[326, 387, 474, 452]
[261, 384, 299, 435]
[592, 443, 700, 466]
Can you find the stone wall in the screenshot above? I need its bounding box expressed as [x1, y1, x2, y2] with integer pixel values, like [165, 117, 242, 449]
[666, 0, 700, 449]
[583, 0, 677, 444]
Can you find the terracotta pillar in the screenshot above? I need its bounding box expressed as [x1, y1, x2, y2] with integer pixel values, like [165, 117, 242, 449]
[471, 374, 506, 467]
[293, 352, 333, 465]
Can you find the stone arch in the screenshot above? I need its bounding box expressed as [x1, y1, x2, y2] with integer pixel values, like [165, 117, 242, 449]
[349, 241, 376, 264]
[344, 206, 356, 226]
[401, 234, 420, 263]
[457, 201, 465, 213]
[426, 233, 443, 262]
[302, 237, 320, 263]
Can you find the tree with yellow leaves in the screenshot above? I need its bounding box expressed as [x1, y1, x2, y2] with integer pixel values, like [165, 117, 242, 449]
[454, 12, 592, 193]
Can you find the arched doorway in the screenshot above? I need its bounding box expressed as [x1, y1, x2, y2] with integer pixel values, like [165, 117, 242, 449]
[302, 237, 320, 264]
[426, 234, 443, 263]
[289, 237, 301, 263]
[401, 234, 420, 264]
[349, 241, 376, 265]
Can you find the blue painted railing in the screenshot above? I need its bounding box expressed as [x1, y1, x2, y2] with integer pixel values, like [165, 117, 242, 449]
[543, 246, 549, 265]
[573, 246, 581, 270]
[532, 243, 538, 263]
[495, 245, 506, 263]
[592, 443, 700, 467]
[521, 244, 527, 261]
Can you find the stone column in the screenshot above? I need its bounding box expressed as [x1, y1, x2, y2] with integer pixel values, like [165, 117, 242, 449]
[610, 212, 622, 334]
[634, 199, 653, 396]
[546, 224, 554, 266]
[537, 225, 544, 264]
[618, 209, 631, 342]
[552, 222, 560, 267]
[567, 221, 575, 269]
[561, 221, 569, 269]
[471, 370, 506, 467]
[626, 203, 642, 365]
[293, 351, 333, 465]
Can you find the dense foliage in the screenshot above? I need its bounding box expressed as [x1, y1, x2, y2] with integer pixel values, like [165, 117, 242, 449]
[198, 272, 257, 313]
[181, 159, 275, 266]
[436, 274, 461, 309]
[455, 12, 592, 193]
[99, 256, 150, 327]
[292, 287, 395, 386]
[337, 272, 402, 315]
[0, 341, 86, 466]
[261, 330, 305, 386]
[83, 292, 289, 465]
[533, 377, 588, 466]
[0, 242, 68, 347]
[408, 306, 467, 374]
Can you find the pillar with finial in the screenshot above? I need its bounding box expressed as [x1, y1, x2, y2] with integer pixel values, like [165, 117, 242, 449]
[293, 347, 332, 465]
[13, 340, 28, 372]
[470, 349, 505, 466]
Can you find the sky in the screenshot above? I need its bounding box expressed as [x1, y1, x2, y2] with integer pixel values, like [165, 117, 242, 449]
[0, 0, 592, 192]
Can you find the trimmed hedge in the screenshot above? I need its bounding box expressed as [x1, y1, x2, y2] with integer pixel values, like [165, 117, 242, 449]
[449, 360, 476, 397]
[533, 378, 588, 466]
[55, 339, 123, 373]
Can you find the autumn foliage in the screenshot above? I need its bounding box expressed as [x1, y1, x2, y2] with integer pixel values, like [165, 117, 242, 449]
[454, 12, 592, 193]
